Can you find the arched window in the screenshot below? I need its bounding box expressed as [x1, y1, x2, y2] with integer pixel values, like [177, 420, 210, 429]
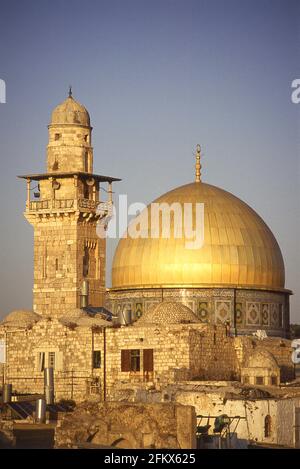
[83, 246, 89, 277]
[264, 415, 271, 437]
[84, 150, 89, 172]
[84, 183, 89, 199]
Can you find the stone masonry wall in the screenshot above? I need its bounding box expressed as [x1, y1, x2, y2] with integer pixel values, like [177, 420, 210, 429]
[1, 319, 104, 402]
[189, 326, 238, 380]
[0, 319, 295, 404]
[234, 336, 294, 382]
[105, 324, 240, 396]
[29, 217, 105, 317]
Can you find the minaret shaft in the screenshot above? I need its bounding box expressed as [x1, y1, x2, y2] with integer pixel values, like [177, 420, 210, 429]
[19, 93, 120, 317]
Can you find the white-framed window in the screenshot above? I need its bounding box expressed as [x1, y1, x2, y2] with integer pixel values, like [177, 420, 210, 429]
[36, 349, 62, 371]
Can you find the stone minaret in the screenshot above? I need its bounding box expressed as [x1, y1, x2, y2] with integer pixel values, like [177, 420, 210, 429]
[19, 90, 120, 317]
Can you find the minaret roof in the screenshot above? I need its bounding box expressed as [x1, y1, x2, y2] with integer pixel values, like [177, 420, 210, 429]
[50, 92, 90, 127]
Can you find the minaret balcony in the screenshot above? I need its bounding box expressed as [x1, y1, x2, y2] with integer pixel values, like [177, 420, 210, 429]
[27, 198, 99, 212]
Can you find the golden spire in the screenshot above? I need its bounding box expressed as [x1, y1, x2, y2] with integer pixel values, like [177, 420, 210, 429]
[195, 144, 202, 182]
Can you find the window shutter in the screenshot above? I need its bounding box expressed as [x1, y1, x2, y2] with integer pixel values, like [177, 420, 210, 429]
[121, 349, 131, 371]
[37, 352, 45, 372]
[143, 349, 154, 372]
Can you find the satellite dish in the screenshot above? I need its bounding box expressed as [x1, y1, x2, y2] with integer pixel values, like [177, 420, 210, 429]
[86, 178, 95, 186]
[52, 180, 60, 190]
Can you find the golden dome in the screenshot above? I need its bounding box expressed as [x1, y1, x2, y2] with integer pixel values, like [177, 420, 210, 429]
[112, 182, 285, 291]
[135, 301, 200, 325]
[50, 94, 90, 127]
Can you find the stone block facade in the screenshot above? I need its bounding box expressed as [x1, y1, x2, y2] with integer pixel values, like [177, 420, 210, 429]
[0, 319, 104, 402]
[0, 318, 295, 403]
[27, 214, 106, 316]
[104, 323, 239, 397]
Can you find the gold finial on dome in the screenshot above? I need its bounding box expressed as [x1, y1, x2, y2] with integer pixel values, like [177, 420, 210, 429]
[195, 144, 202, 182]
[68, 85, 72, 98]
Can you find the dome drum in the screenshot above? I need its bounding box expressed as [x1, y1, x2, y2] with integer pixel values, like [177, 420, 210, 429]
[107, 286, 290, 337]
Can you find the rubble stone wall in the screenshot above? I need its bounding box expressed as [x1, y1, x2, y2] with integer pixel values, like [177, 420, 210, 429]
[55, 401, 197, 449]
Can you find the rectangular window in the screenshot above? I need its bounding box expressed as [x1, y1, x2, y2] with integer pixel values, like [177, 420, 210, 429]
[48, 352, 56, 369]
[121, 349, 141, 372]
[37, 351, 63, 371]
[130, 349, 140, 372]
[143, 349, 154, 372]
[271, 376, 277, 386]
[93, 350, 101, 369]
[256, 376, 264, 385]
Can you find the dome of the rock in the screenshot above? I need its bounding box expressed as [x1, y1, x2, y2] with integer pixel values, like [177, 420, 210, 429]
[112, 182, 285, 290]
[108, 146, 290, 337]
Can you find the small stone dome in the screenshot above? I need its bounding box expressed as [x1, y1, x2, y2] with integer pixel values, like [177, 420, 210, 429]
[60, 308, 86, 319]
[60, 308, 109, 328]
[136, 301, 199, 325]
[1, 310, 41, 328]
[51, 95, 90, 127]
[245, 350, 279, 370]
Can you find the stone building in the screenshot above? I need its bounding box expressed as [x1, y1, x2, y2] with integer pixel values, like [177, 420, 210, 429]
[174, 385, 300, 448]
[0, 93, 298, 449]
[0, 301, 294, 403]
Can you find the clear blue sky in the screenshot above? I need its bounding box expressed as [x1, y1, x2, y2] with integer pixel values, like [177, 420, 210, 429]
[0, 0, 299, 321]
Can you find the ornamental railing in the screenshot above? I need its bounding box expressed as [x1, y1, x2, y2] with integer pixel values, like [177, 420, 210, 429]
[28, 198, 99, 211]
[53, 199, 74, 209]
[78, 198, 98, 210]
[29, 199, 50, 210]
